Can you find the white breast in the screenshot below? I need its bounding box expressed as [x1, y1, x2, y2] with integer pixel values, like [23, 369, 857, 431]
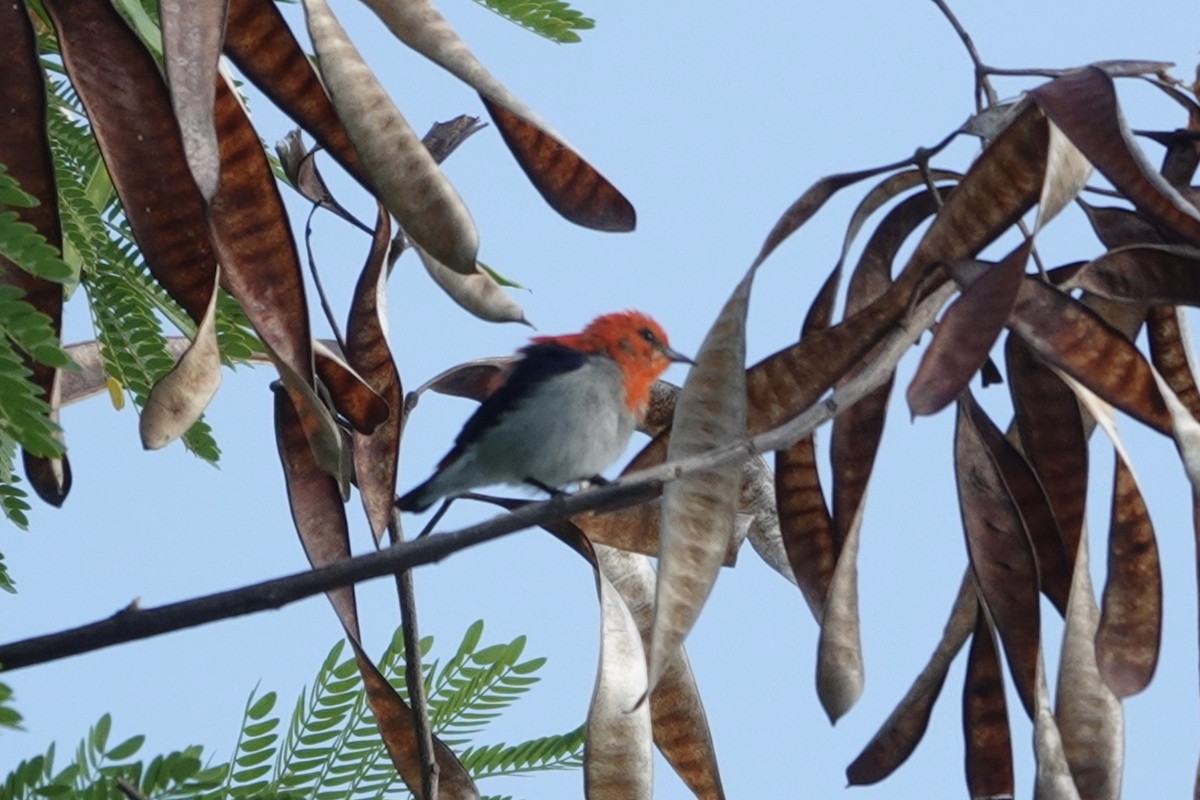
[434, 355, 638, 496]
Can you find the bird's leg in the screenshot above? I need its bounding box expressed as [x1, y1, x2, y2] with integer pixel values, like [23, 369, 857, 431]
[415, 498, 454, 538]
[524, 477, 566, 498]
[585, 474, 611, 487]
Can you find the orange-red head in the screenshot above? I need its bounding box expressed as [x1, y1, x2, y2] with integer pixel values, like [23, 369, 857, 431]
[532, 311, 692, 414]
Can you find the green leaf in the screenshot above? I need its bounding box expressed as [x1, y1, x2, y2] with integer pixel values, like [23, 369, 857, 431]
[0, 342, 63, 459]
[0, 169, 37, 207]
[331, 656, 358, 681]
[239, 733, 278, 754]
[90, 713, 112, 755]
[246, 691, 277, 721]
[235, 747, 275, 768]
[511, 656, 547, 675]
[109, 0, 164, 57]
[0, 284, 72, 371]
[1, 621, 577, 798]
[0, 474, 32, 530]
[0, 213, 72, 284]
[459, 724, 586, 779]
[471, 643, 509, 665]
[44, 115, 227, 464]
[469, 0, 594, 43]
[242, 720, 278, 738]
[105, 734, 144, 761]
[477, 261, 526, 289]
[297, 730, 340, 746]
[165, 751, 203, 782]
[324, 676, 360, 695]
[0, 702, 24, 730]
[0, 164, 73, 284]
[231, 763, 271, 782]
[0, 547, 19, 590]
[316, 691, 357, 708]
[459, 620, 484, 657]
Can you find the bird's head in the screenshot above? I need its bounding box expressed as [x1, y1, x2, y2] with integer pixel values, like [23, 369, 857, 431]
[578, 311, 692, 377]
[531, 310, 693, 413]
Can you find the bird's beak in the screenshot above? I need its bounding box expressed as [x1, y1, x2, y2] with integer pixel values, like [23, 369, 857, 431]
[661, 344, 695, 365]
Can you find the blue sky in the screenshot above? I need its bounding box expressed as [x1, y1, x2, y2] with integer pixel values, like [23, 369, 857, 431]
[5, 0, 1200, 797]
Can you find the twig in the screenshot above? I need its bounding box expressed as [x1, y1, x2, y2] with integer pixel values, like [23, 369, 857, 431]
[0, 285, 951, 673]
[931, 0, 1051, 279]
[0, 481, 656, 671]
[304, 204, 348, 354]
[115, 778, 149, 800]
[416, 499, 453, 538]
[929, 0, 998, 110]
[387, 511, 439, 800]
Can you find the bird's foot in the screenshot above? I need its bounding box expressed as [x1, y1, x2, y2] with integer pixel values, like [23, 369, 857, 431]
[524, 477, 567, 498]
[415, 498, 454, 537]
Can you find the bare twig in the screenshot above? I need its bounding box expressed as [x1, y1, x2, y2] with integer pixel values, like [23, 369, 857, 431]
[115, 778, 150, 800]
[304, 205, 348, 354]
[0, 481, 655, 671]
[0, 284, 951, 673]
[387, 511, 439, 800]
[929, 0, 998, 110]
[931, 1, 1052, 280]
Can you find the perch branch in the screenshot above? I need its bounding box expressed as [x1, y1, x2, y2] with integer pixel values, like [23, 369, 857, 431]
[0, 284, 951, 672]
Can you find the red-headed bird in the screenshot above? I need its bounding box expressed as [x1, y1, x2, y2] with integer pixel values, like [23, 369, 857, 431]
[397, 311, 691, 512]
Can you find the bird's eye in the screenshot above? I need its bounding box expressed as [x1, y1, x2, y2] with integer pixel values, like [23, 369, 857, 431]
[638, 327, 657, 344]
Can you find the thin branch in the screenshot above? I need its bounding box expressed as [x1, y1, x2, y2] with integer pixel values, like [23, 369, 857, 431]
[304, 205, 347, 354]
[115, 778, 150, 800]
[929, 0, 998, 110]
[930, 1, 1050, 280]
[0, 482, 657, 671]
[0, 284, 951, 673]
[387, 511, 439, 800]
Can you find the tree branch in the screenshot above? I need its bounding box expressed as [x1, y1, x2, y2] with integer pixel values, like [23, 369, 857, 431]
[0, 481, 658, 671]
[929, 0, 998, 110]
[388, 511, 439, 800]
[0, 284, 950, 672]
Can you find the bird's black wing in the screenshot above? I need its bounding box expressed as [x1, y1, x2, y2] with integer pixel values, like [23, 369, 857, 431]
[438, 342, 587, 467]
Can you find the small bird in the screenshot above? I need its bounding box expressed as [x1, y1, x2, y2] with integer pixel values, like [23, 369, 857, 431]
[397, 311, 691, 512]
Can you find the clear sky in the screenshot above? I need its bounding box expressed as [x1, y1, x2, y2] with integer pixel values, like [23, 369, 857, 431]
[5, 0, 1200, 797]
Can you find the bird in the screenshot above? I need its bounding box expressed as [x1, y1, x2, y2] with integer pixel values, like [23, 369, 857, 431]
[397, 311, 692, 513]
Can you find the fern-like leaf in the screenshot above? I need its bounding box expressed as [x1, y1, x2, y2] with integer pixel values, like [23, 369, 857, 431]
[0, 285, 72, 372]
[0, 433, 32, 529]
[459, 723, 585, 779]
[0, 680, 22, 730]
[2, 623, 579, 799]
[0, 294, 67, 459]
[214, 290, 262, 365]
[471, 0, 594, 43]
[47, 76, 224, 464]
[84, 269, 220, 462]
[209, 690, 282, 799]
[428, 630, 542, 742]
[274, 641, 362, 796]
[0, 548, 16, 592]
[0, 162, 72, 285]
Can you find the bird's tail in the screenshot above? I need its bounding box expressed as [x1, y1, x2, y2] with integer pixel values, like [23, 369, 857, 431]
[396, 479, 437, 513]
